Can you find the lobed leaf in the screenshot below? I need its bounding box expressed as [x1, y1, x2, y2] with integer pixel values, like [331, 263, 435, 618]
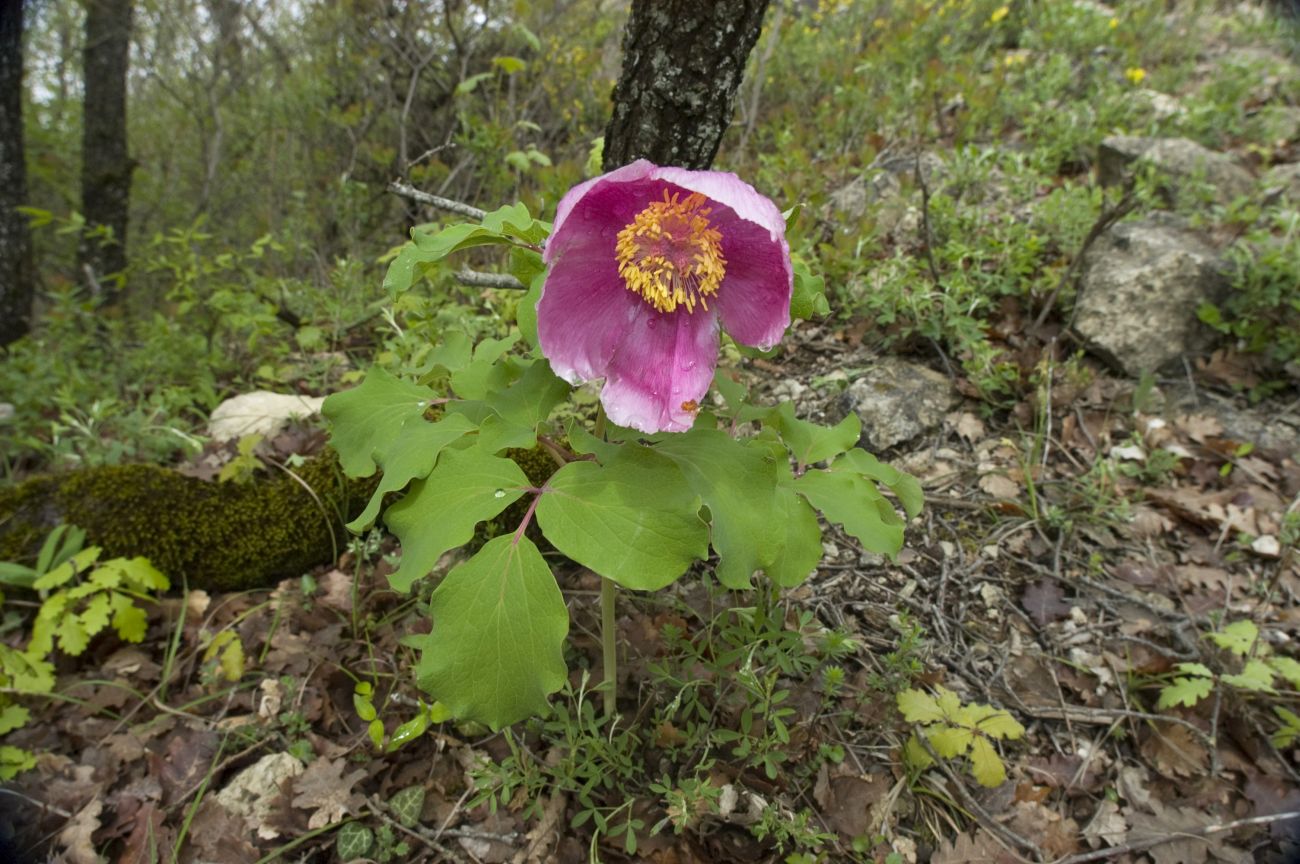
[969, 736, 1007, 787]
[766, 402, 860, 467]
[384, 450, 531, 593]
[347, 413, 477, 531]
[897, 688, 944, 724]
[794, 466, 904, 556]
[323, 368, 438, 478]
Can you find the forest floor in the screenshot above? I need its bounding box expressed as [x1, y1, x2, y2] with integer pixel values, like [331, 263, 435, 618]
[4, 320, 1299, 864]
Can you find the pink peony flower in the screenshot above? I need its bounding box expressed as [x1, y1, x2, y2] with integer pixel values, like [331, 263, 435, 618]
[537, 160, 793, 433]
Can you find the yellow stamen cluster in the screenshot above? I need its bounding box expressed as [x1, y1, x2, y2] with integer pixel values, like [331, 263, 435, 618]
[615, 190, 726, 314]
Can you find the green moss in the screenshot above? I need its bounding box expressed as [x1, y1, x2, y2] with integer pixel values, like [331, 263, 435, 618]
[0, 452, 374, 591]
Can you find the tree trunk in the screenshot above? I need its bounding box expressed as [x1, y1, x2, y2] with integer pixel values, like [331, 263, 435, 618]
[602, 0, 772, 172]
[77, 0, 133, 298]
[0, 0, 35, 347]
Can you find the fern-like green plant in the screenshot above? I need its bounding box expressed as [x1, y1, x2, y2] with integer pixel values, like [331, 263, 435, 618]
[28, 548, 169, 656]
[1158, 620, 1300, 710]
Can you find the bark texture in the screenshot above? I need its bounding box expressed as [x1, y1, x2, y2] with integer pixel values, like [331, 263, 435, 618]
[0, 0, 34, 346]
[603, 0, 771, 171]
[77, 0, 133, 296]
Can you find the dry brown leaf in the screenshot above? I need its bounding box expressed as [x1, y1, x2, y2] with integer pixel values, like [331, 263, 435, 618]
[181, 799, 260, 864]
[821, 773, 891, 839]
[1021, 579, 1071, 626]
[1140, 721, 1208, 779]
[317, 569, 356, 613]
[1081, 799, 1128, 849]
[1177, 414, 1224, 444]
[148, 726, 219, 806]
[1127, 804, 1252, 864]
[118, 801, 172, 864]
[930, 830, 1019, 864]
[290, 756, 367, 829]
[979, 472, 1021, 499]
[57, 799, 102, 864]
[1005, 801, 1080, 858]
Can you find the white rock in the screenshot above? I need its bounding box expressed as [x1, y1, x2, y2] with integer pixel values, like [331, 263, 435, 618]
[214, 752, 305, 839]
[843, 357, 960, 451]
[209, 391, 327, 443]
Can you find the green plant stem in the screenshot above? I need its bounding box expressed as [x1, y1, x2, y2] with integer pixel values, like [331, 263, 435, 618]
[593, 402, 617, 719]
[601, 574, 617, 720]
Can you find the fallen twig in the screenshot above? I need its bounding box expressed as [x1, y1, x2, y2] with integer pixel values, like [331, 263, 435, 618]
[1051, 809, 1300, 864]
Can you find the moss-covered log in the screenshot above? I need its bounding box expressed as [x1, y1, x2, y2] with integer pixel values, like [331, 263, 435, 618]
[0, 453, 373, 591]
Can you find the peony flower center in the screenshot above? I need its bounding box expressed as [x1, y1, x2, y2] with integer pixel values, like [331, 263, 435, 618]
[615, 189, 727, 314]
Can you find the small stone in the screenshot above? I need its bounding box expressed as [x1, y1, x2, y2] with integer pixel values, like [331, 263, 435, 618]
[842, 357, 960, 451]
[1251, 535, 1280, 557]
[1075, 219, 1226, 375]
[1097, 136, 1253, 206]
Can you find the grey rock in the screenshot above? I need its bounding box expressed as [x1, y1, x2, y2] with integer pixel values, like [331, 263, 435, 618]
[0, 402, 13, 423]
[842, 357, 960, 451]
[1098, 136, 1254, 205]
[1075, 219, 1226, 375]
[1248, 106, 1300, 146]
[1208, 48, 1299, 104]
[1164, 383, 1300, 456]
[1129, 89, 1183, 122]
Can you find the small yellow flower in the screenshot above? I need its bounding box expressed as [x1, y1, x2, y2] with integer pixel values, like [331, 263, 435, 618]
[1108, 17, 1119, 29]
[990, 5, 1010, 23]
[1125, 66, 1147, 85]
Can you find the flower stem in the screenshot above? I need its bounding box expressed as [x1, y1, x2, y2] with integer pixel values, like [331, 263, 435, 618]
[601, 574, 617, 720]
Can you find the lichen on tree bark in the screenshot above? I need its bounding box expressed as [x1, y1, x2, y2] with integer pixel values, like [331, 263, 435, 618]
[602, 0, 772, 172]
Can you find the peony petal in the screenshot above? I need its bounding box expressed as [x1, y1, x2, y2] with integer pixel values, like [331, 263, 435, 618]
[548, 159, 657, 254]
[601, 308, 720, 433]
[712, 214, 793, 349]
[537, 237, 641, 384]
[652, 167, 788, 242]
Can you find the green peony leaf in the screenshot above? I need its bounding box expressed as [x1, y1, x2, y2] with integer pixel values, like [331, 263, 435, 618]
[479, 358, 570, 450]
[389, 786, 426, 827]
[384, 450, 531, 593]
[414, 535, 568, 730]
[654, 431, 783, 590]
[450, 335, 518, 400]
[766, 402, 860, 467]
[515, 271, 544, 349]
[790, 255, 831, 320]
[323, 368, 438, 478]
[347, 413, 477, 531]
[1208, 619, 1259, 656]
[929, 725, 973, 758]
[897, 688, 944, 724]
[836, 449, 924, 520]
[1157, 676, 1215, 709]
[765, 479, 824, 587]
[793, 466, 904, 556]
[335, 822, 374, 861]
[968, 736, 1007, 787]
[537, 445, 707, 591]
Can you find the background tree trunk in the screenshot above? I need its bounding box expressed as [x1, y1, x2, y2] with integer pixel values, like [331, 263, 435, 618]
[602, 0, 772, 172]
[77, 0, 133, 298]
[0, 0, 35, 347]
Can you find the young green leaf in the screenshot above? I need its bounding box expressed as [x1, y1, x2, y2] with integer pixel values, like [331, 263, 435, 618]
[413, 535, 568, 730]
[1208, 619, 1259, 656]
[1222, 659, 1276, 693]
[897, 688, 944, 724]
[1157, 675, 1214, 709]
[968, 736, 1007, 787]
[929, 726, 974, 758]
